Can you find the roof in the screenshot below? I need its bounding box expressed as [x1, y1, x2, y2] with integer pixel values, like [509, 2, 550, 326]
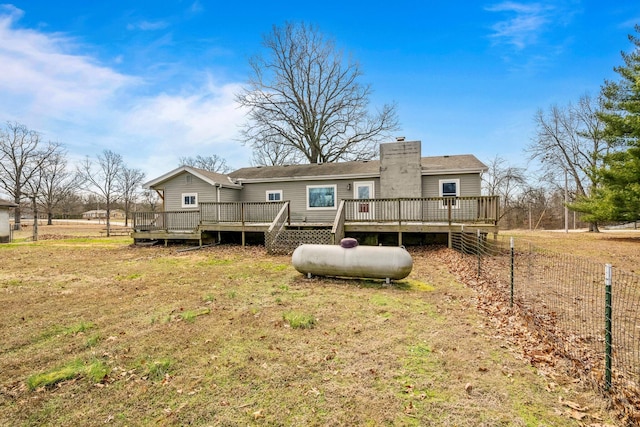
[229, 154, 487, 183]
[0, 198, 18, 208]
[143, 166, 242, 189]
[144, 154, 487, 188]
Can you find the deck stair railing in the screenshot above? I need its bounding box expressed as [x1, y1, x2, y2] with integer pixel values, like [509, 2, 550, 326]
[265, 202, 291, 253]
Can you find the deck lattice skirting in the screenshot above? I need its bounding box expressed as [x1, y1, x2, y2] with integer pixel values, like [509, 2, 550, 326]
[266, 229, 331, 255]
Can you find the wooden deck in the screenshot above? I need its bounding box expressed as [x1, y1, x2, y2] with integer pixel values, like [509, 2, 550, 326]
[132, 197, 499, 248]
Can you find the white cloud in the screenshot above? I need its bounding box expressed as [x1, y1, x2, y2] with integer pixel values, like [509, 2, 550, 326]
[0, 6, 248, 178]
[485, 2, 554, 50]
[189, 1, 204, 14]
[0, 8, 134, 122]
[126, 20, 170, 31]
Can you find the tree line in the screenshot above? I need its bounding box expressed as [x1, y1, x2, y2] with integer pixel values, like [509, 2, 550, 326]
[0, 122, 151, 238]
[482, 26, 640, 231]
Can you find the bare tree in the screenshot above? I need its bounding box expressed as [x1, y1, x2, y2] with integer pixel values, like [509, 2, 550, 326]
[237, 22, 399, 164]
[528, 94, 609, 231]
[250, 137, 302, 166]
[0, 122, 60, 229]
[178, 154, 231, 173]
[120, 166, 145, 227]
[140, 189, 160, 212]
[77, 150, 123, 236]
[482, 155, 527, 226]
[38, 150, 76, 225]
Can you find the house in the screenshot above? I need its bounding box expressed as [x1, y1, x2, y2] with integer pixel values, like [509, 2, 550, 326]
[0, 198, 18, 243]
[134, 139, 499, 252]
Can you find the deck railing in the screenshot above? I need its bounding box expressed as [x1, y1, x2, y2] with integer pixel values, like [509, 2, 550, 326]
[343, 196, 499, 225]
[133, 196, 499, 235]
[133, 210, 200, 232]
[200, 201, 288, 224]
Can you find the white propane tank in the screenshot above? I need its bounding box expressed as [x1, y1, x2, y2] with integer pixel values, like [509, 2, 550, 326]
[291, 239, 413, 281]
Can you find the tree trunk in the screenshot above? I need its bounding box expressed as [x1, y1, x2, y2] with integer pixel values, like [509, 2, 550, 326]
[13, 202, 21, 230]
[32, 196, 38, 241]
[47, 211, 53, 226]
[106, 203, 111, 237]
[589, 222, 600, 232]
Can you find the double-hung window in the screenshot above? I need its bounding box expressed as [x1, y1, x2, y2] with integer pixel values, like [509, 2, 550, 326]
[266, 190, 283, 202]
[181, 193, 198, 208]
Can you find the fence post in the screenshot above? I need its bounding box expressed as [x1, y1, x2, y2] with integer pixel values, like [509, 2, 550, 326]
[510, 237, 514, 308]
[605, 263, 612, 391]
[477, 229, 481, 277]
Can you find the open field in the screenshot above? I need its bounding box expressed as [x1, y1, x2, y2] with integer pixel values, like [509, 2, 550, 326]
[504, 229, 640, 273]
[0, 223, 628, 425]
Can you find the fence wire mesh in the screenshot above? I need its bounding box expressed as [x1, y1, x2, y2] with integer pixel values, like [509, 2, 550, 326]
[451, 232, 640, 417]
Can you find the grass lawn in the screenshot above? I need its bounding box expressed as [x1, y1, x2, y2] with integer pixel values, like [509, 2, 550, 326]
[0, 224, 621, 426]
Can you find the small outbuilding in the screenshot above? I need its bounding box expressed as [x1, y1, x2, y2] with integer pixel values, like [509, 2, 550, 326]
[0, 198, 18, 243]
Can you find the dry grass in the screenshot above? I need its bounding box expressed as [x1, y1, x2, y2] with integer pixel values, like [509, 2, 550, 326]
[504, 229, 640, 273]
[0, 223, 621, 426]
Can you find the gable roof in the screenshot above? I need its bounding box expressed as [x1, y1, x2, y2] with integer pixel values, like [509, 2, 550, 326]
[229, 154, 487, 183]
[143, 166, 242, 189]
[144, 154, 487, 188]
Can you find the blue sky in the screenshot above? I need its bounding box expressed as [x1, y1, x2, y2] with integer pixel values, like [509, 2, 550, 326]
[0, 1, 638, 181]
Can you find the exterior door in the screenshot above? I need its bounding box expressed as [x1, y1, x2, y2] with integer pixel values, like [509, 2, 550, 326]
[353, 181, 374, 220]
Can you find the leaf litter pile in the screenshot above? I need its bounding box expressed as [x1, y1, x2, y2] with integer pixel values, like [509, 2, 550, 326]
[0, 232, 624, 426]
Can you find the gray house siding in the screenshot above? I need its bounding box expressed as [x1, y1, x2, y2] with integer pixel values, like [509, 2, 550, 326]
[162, 172, 218, 210]
[157, 171, 482, 222]
[240, 178, 381, 223]
[422, 174, 481, 198]
[422, 173, 482, 221]
[219, 187, 240, 203]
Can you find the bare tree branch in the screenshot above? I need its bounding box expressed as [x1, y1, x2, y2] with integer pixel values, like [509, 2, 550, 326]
[237, 22, 399, 164]
[76, 150, 124, 236]
[178, 154, 231, 173]
[528, 94, 611, 230]
[0, 121, 61, 229]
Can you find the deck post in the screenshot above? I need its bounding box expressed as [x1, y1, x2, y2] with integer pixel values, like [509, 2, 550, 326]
[241, 203, 246, 246]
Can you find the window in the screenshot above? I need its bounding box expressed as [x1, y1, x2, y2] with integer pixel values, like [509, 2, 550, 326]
[266, 190, 283, 202]
[307, 185, 337, 210]
[439, 179, 459, 208]
[181, 193, 198, 208]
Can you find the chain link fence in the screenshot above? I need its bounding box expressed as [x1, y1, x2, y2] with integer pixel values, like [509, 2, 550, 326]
[450, 231, 640, 419]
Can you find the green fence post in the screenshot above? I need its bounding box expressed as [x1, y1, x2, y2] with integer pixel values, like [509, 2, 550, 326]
[510, 237, 514, 308]
[605, 263, 612, 391]
[477, 229, 481, 277]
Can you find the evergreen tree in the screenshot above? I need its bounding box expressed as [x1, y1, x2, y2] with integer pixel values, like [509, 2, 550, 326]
[572, 26, 640, 223]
